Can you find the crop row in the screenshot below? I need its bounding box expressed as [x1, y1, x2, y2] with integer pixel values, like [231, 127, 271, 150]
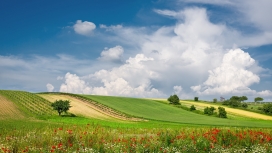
[0, 90, 55, 116]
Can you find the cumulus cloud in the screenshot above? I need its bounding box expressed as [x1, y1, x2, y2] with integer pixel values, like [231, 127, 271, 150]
[46, 83, 54, 92]
[59, 54, 164, 97]
[98, 46, 124, 62]
[55, 7, 272, 99]
[73, 20, 96, 36]
[60, 73, 92, 94]
[191, 48, 261, 95]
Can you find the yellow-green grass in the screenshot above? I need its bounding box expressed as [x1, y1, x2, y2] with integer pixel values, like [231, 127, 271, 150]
[81, 95, 272, 127]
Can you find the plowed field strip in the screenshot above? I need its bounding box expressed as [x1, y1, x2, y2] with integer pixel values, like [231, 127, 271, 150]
[0, 95, 25, 119]
[38, 94, 113, 120]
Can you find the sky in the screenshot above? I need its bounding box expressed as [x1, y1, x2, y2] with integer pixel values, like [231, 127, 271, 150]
[1, 0, 272, 101]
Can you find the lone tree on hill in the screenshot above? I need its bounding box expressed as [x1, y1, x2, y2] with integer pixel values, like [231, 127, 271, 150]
[51, 100, 72, 116]
[168, 94, 180, 105]
[254, 97, 264, 103]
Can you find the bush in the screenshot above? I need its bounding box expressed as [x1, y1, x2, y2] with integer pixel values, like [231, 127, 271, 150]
[241, 103, 248, 109]
[218, 107, 227, 118]
[204, 106, 216, 115]
[194, 97, 199, 101]
[190, 105, 196, 111]
[262, 103, 272, 115]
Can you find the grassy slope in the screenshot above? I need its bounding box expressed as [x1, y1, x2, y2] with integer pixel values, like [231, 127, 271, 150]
[82, 95, 272, 127]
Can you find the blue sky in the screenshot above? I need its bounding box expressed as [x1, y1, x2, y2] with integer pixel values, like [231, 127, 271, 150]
[1, 0, 272, 101]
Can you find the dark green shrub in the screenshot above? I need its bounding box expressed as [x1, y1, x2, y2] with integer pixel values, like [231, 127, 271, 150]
[204, 106, 216, 115]
[218, 107, 227, 118]
[190, 105, 196, 111]
[241, 103, 248, 108]
[262, 103, 272, 115]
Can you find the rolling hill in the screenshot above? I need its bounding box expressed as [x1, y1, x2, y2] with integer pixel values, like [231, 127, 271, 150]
[1, 90, 272, 127]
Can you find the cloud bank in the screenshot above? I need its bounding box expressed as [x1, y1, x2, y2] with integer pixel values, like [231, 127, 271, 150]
[55, 7, 272, 99]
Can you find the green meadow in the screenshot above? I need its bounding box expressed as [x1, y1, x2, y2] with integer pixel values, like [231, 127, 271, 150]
[1, 90, 272, 152]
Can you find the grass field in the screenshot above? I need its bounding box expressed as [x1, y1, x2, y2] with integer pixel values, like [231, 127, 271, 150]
[1, 91, 272, 152]
[82, 95, 272, 127]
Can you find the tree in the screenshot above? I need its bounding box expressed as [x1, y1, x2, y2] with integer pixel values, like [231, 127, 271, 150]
[254, 97, 264, 103]
[213, 98, 217, 103]
[51, 100, 72, 116]
[229, 96, 242, 107]
[167, 94, 180, 105]
[194, 97, 199, 101]
[218, 107, 227, 118]
[240, 96, 248, 102]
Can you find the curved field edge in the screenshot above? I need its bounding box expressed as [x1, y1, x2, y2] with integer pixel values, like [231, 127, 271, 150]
[80, 95, 272, 127]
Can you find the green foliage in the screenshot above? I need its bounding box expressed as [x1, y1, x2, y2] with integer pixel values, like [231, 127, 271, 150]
[194, 97, 199, 101]
[262, 103, 272, 115]
[51, 100, 71, 116]
[218, 107, 227, 118]
[222, 100, 230, 105]
[240, 96, 248, 102]
[241, 103, 248, 108]
[254, 97, 264, 102]
[190, 105, 196, 111]
[204, 106, 216, 115]
[213, 98, 217, 103]
[167, 94, 180, 105]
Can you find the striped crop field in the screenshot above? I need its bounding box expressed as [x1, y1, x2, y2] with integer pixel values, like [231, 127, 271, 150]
[0, 90, 55, 117]
[0, 94, 25, 120]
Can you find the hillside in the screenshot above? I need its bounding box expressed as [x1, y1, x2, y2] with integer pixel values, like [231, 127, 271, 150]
[38, 93, 141, 121]
[1, 90, 272, 127]
[0, 90, 55, 117]
[0, 94, 25, 120]
[81, 95, 272, 127]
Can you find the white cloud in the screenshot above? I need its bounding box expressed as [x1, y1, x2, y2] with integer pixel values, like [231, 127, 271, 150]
[100, 24, 123, 31]
[58, 54, 164, 97]
[73, 20, 96, 36]
[59, 73, 92, 94]
[154, 9, 178, 17]
[191, 49, 261, 95]
[57, 76, 63, 80]
[98, 46, 124, 62]
[46, 83, 54, 92]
